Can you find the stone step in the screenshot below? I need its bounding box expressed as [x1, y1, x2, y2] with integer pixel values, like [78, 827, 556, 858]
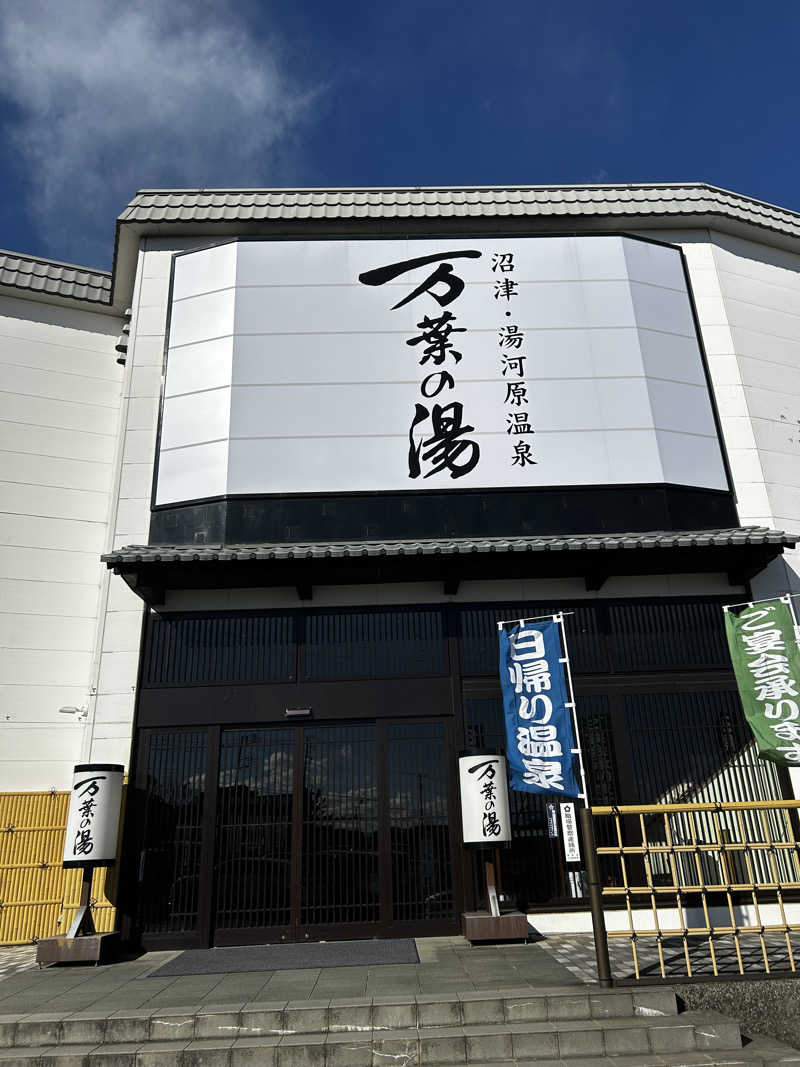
[0, 1010, 758, 1065]
[0, 986, 677, 1048]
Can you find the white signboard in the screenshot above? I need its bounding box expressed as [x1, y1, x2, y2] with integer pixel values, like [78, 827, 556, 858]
[155, 235, 728, 505]
[63, 764, 124, 868]
[559, 801, 581, 864]
[458, 753, 512, 845]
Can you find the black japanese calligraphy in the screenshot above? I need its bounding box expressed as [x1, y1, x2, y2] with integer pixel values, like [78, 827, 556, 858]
[506, 412, 534, 435]
[494, 277, 519, 302]
[70, 775, 106, 859]
[408, 403, 480, 479]
[467, 758, 504, 839]
[360, 248, 482, 482]
[512, 441, 536, 467]
[407, 311, 465, 365]
[358, 250, 481, 310]
[490, 251, 536, 467]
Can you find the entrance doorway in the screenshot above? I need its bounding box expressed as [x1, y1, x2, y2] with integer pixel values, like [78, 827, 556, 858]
[132, 719, 461, 948]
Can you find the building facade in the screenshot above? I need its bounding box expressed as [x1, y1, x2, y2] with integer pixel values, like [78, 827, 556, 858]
[2, 183, 800, 947]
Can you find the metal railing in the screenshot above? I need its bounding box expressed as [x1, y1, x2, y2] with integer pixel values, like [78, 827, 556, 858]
[580, 800, 800, 984]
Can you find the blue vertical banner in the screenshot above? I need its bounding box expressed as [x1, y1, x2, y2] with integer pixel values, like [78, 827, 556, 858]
[499, 618, 581, 796]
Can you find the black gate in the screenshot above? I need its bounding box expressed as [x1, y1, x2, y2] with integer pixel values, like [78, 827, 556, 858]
[132, 719, 460, 948]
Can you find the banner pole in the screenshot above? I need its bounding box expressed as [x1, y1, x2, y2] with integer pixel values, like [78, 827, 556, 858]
[724, 591, 800, 612]
[497, 611, 575, 628]
[555, 611, 589, 806]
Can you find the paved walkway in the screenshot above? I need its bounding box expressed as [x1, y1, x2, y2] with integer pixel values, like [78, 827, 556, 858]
[4, 929, 798, 1014]
[0, 938, 581, 1016]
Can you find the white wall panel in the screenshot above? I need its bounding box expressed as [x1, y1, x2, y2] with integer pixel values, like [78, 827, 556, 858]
[0, 545, 100, 585]
[173, 241, 237, 299]
[1, 452, 112, 493]
[0, 481, 110, 523]
[722, 271, 800, 314]
[87, 737, 132, 768]
[117, 463, 154, 500]
[0, 614, 95, 651]
[160, 386, 231, 448]
[129, 336, 165, 367]
[1, 723, 83, 762]
[738, 355, 800, 395]
[96, 651, 140, 696]
[2, 503, 107, 554]
[0, 421, 114, 463]
[0, 334, 121, 380]
[637, 330, 707, 386]
[100, 610, 143, 653]
[126, 396, 160, 431]
[164, 336, 234, 396]
[92, 691, 136, 725]
[0, 760, 79, 792]
[725, 299, 800, 340]
[0, 648, 92, 687]
[760, 450, 800, 488]
[170, 288, 235, 347]
[0, 363, 121, 407]
[112, 498, 150, 540]
[622, 236, 687, 289]
[749, 417, 800, 455]
[0, 578, 99, 618]
[122, 428, 160, 465]
[646, 378, 721, 438]
[133, 304, 170, 339]
[0, 292, 122, 788]
[129, 364, 163, 398]
[629, 280, 695, 336]
[0, 683, 88, 724]
[729, 326, 800, 367]
[3, 392, 118, 434]
[155, 439, 228, 502]
[656, 431, 730, 490]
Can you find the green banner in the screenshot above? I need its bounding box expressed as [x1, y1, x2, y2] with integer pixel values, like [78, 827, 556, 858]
[724, 597, 800, 766]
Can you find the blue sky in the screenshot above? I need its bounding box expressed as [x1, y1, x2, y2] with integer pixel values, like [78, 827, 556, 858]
[0, 1, 798, 270]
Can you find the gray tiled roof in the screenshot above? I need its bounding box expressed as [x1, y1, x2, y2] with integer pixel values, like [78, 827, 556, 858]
[103, 527, 796, 565]
[119, 183, 800, 239]
[0, 249, 111, 304]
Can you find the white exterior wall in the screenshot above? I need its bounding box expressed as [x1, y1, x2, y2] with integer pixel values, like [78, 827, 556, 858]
[83, 241, 163, 771]
[712, 233, 800, 596]
[0, 292, 122, 790]
[1, 217, 797, 801]
[639, 228, 800, 596]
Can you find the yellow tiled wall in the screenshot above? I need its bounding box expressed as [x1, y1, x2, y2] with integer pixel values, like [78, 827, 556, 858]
[0, 790, 123, 945]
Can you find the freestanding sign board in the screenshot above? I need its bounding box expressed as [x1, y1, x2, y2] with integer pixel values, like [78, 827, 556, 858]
[458, 752, 512, 846]
[63, 764, 124, 868]
[457, 750, 527, 942]
[724, 597, 800, 766]
[39, 764, 125, 964]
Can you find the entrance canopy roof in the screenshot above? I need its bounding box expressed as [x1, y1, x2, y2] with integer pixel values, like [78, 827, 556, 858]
[103, 526, 796, 605]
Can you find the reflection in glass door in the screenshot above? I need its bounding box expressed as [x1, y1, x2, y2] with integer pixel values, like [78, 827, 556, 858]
[301, 723, 380, 930]
[134, 719, 459, 946]
[389, 721, 453, 924]
[215, 728, 295, 941]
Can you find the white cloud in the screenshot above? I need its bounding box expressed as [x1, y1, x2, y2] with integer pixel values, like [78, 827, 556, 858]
[0, 1, 314, 265]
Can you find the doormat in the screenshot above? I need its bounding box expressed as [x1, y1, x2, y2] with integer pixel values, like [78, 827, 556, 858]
[148, 938, 420, 976]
